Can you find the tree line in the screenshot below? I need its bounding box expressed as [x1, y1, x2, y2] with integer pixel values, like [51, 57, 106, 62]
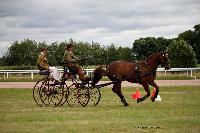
[0, 24, 199, 68]
[0, 40, 133, 66]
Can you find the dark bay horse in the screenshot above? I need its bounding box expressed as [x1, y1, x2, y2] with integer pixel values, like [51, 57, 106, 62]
[91, 51, 171, 106]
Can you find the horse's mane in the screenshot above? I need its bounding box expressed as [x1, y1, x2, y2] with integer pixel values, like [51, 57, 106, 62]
[146, 51, 162, 62]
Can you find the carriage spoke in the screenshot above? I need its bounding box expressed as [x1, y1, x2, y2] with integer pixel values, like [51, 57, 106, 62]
[33, 77, 51, 107]
[66, 87, 79, 107]
[77, 86, 90, 107]
[88, 87, 101, 106]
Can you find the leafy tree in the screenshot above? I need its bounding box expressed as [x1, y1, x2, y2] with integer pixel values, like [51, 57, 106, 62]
[4, 39, 38, 66]
[55, 42, 67, 65]
[178, 24, 200, 63]
[37, 41, 48, 51]
[116, 47, 133, 61]
[132, 37, 170, 60]
[0, 57, 3, 65]
[157, 37, 172, 47]
[167, 40, 197, 67]
[72, 41, 106, 65]
[194, 24, 200, 34]
[89, 42, 105, 65]
[74, 41, 91, 58]
[107, 44, 118, 63]
[178, 30, 195, 45]
[47, 42, 58, 66]
[73, 41, 91, 66]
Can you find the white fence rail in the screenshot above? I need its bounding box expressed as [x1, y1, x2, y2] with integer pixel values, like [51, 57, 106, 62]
[0, 68, 200, 80]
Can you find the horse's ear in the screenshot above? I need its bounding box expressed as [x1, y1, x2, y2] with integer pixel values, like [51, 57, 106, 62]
[157, 46, 167, 52]
[157, 48, 163, 52]
[157, 47, 167, 53]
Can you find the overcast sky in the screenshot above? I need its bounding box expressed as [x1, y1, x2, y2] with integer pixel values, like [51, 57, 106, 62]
[0, 0, 200, 56]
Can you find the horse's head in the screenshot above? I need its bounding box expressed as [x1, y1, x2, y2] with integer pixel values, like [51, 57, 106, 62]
[91, 66, 107, 87]
[159, 51, 171, 70]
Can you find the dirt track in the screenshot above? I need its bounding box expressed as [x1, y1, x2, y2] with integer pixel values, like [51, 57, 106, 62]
[0, 80, 200, 89]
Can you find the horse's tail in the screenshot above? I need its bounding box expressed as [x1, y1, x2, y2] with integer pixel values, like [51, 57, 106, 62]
[92, 66, 108, 86]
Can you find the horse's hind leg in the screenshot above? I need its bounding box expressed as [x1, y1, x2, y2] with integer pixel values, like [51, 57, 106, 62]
[112, 82, 129, 106]
[137, 81, 150, 103]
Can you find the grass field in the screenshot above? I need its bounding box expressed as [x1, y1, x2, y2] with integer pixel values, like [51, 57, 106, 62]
[0, 86, 200, 133]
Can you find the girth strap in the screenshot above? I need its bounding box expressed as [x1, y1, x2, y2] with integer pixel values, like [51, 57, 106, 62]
[135, 61, 141, 77]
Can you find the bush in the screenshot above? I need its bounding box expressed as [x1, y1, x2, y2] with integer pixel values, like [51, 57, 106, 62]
[167, 40, 197, 67]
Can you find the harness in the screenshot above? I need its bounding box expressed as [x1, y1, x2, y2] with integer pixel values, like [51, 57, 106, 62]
[123, 52, 169, 83]
[124, 61, 156, 83]
[135, 61, 141, 77]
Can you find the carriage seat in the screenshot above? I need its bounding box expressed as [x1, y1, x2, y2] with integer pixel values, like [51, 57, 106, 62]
[39, 70, 49, 75]
[63, 66, 76, 75]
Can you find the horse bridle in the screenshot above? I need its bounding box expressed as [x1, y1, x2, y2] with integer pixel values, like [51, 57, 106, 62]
[161, 53, 170, 69]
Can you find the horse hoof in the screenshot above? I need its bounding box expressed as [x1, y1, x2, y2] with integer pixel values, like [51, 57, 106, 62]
[151, 97, 155, 102]
[124, 103, 129, 106]
[137, 99, 141, 103]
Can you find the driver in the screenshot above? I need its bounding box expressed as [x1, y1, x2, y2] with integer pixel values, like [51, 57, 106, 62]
[37, 48, 61, 85]
[63, 43, 91, 84]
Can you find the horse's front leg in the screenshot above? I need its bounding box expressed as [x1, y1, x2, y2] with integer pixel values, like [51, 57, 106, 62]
[137, 81, 150, 103]
[112, 82, 129, 106]
[148, 81, 159, 102]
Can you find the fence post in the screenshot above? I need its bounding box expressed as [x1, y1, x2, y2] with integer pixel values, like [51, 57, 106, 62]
[60, 73, 62, 79]
[31, 72, 34, 80]
[6, 72, 9, 79]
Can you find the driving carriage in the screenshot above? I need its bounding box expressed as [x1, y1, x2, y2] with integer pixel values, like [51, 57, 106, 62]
[33, 51, 170, 107]
[33, 67, 101, 107]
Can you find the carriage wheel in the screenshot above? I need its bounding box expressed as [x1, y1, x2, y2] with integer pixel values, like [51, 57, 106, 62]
[77, 85, 90, 107]
[66, 84, 90, 107]
[58, 84, 69, 106]
[66, 87, 79, 107]
[40, 79, 64, 107]
[89, 87, 101, 106]
[33, 78, 46, 107]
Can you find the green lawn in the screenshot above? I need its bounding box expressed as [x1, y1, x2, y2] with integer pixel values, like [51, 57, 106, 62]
[0, 86, 200, 133]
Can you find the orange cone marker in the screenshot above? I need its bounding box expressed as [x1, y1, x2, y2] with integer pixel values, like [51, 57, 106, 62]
[131, 88, 142, 100]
